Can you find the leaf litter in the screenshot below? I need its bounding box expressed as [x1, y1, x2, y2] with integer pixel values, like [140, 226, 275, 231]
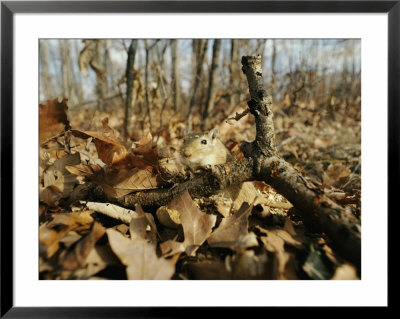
[39, 98, 361, 280]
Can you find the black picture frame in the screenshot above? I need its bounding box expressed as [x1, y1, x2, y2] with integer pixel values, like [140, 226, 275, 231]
[1, 1, 395, 317]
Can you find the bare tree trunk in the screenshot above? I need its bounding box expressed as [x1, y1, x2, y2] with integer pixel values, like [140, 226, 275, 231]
[59, 40, 73, 103]
[144, 40, 153, 135]
[271, 39, 277, 85]
[192, 39, 200, 79]
[39, 40, 55, 100]
[188, 39, 208, 130]
[95, 40, 108, 111]
[202, 39, 221, 127]
[72, 40, 84, 104]
[229, 39, 240, 109]
[124, 39, 138, 138]
[171, 39, 180, 111]
[103, 39, 113, 95]
[256, 39, 266, 56]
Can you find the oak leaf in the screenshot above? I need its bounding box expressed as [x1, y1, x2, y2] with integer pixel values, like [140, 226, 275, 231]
[107, 229, 174, 280]
[169, 190, 217, 256]
[207, 203, 254, 251]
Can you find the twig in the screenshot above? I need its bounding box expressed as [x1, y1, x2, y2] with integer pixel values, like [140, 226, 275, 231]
[226, 108, 250, 123]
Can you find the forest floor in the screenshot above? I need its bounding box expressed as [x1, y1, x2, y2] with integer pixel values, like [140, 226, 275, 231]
[39, 96, 361, 280]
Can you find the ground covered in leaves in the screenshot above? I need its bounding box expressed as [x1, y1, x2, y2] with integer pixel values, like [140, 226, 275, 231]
[39, 97, 361, 280]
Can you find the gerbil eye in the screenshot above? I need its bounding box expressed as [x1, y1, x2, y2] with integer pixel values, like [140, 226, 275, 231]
[201, 139, 207, 145]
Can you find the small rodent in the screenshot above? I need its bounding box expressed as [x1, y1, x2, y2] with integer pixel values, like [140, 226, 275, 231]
[179, 128, 233, 171]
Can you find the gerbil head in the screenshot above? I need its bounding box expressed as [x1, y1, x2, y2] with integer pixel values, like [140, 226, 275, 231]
[179, 128, 220, 168]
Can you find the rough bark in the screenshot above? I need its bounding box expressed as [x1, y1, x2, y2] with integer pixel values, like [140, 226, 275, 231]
[124, 39, 138, 137]
[171, 39, 180, 111]
[90, 158, 255, 208]
[144, 40, 154, 134]
[203, 39, 221, 123]
[229, 39, 240, 109]
[271, 39, 277, 85]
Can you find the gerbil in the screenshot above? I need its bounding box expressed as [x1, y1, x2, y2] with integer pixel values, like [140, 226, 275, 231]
[179, 128, 233, 171]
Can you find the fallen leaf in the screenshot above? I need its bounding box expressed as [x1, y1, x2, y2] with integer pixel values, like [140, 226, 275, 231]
[168, 190, 217, 256]
[129, 205, 157, 245]
[156, 206, 181, 229]
[331, 263, 359, 280]
[231, 250, 270, 279]
[207, 203, 253, 251]
[69, 129, 159, 197]
[70, 129, 131, 166]
[257, 226, 302, 279]
[324, 163, 351, 186]
[39, 98, 70, 144]
[65, 163, 102, 178]
[132, 132, 158, 167]
[314, 136, 333, 149]
[107, 229, 175, 280]
[39, 211, 94, 258]
[159, 240, 185, 257]
[59, 222, 106, 270]
[227, 182, 259, 211]
[110, 167, 158, 197]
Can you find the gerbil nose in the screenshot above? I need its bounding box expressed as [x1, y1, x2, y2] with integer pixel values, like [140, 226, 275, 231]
[183, 150, 191, 158]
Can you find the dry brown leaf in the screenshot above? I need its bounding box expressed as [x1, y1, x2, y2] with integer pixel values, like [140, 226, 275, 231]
[129, 205, 157, 245]
[39, 211, 94, 258]
[227, 182, 259, 211]
[47, 210, 94, 231]
[65, 163, 102, 178]
[69, 128, 159, 197]
[168, 190, 217, 256]
[39, 99, 70, 144]
[314, 136, 333, 149]
[324, 163, 351, 186]
[59, 231, 82, 248]
[111, 167, 158, 197]
[207, 203, 253, 251]
[257, 226, 302, 279]
[132, 132, 158, 167]
[43, 152, 81, 187]
[159, 239, 185, 257]
[331, 263, 360, 280]
[39, 224, 63, 258]
[283, 217, 297, 236]
[70, 129, 131, 166]
[230, 250, 270, 279]
[59, 222, 106, 270]
[156, 206, 181, 229]
[107, 229, 175, 280]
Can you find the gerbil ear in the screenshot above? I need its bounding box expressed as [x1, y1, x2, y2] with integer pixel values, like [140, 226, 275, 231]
[208, 127, 219, 140]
